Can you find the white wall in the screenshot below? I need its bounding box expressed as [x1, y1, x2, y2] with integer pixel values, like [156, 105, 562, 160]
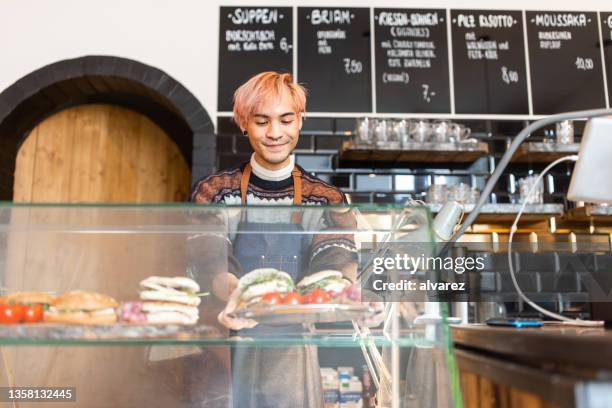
[2, 0, 611, 126]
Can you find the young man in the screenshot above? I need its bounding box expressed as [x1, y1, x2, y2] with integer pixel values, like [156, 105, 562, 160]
[189, 72, 358, 407]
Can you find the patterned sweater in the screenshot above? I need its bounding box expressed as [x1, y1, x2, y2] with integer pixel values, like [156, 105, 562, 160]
[188, 162, 358, 281]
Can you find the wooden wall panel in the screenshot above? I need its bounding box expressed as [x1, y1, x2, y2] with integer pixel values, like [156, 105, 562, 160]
[459, 368, 560, 408]
[13, 104, 191, 203]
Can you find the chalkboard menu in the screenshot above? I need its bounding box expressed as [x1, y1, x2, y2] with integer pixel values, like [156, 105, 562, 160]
[374, 9, 450, 113]
[450, 10, 529, 114]
[297, 8, 372, 112]
[218, 7, 293, 111]
[601, 12, 612, 105]
[526, 11, 606, 114]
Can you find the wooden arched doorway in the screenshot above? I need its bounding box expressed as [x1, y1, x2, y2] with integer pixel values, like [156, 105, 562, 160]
[13, 104, 191, 203]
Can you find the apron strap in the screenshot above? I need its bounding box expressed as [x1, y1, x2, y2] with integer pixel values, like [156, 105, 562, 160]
[240, 163, 252, 205]
[240, 162, 303, 224]
[290, 168, 302, 224]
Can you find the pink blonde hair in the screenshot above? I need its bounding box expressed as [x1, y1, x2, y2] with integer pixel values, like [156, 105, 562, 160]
[233, 72, 307, 129]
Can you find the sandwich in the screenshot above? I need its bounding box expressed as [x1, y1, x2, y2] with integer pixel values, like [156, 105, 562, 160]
[236, 268, 295, 310]
[139, 276, 202, 306]
[43, 290, 118, 324]
[141, 301, 199, 325]
[4, 291, 56, 307]
[297, 270, 348, 294]
[123, 276, 203, 325]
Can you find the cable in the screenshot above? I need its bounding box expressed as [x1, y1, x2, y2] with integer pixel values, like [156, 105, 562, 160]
[445, 108, 612, 248]
[507, 155, 602, 327]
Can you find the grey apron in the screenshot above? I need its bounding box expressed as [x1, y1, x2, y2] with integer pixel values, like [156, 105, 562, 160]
[230, 163, 323, 408]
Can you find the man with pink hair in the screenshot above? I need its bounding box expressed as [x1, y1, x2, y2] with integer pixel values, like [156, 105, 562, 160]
[189, 72, 358, 407]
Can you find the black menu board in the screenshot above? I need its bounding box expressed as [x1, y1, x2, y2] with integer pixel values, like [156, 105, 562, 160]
[451, 10, 529, 114]
[218, 7, 293, 111]
[601, 12, 612, 105]
[374, 9, 450, 113]
[526, 11, 606, 114]
[297, 8, 372, 112]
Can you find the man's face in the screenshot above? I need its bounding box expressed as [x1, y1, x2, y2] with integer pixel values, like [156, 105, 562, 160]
[242, 90, 302, 170]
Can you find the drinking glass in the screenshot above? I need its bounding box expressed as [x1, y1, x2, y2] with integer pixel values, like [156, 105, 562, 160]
[432, 120, 451, 143]
[394, 119, 411, 148]
[385, 120, 401, 149]
[411, 120, 432, 143]
[449, 123, 471, 144]
[426, 184, 447, 204]
[518, 176, 544, 204]
[556, 120, 574, 145]
[354, 117, 374, 147]
[374, 119, 393, 148]
[447, 183, 472, 203]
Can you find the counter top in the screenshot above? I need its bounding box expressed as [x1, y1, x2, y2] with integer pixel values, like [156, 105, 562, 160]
[451, 323, 612, 371]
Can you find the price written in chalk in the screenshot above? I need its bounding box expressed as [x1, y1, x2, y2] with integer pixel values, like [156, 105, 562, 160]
[422, 84, 436, 103]
[279, 37, 292, 54]
[575, 57, 594, 71]
[501, 66, 519, 84]
[343, 58, 363, 74]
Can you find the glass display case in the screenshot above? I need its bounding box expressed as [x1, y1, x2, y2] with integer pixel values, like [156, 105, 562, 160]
[0, 203, 460, 407]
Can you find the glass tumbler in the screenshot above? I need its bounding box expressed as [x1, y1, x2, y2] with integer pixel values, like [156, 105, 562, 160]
[556, 120, 574, 145]
[426, 184, 447, 204]
[411, 120, 432, 143]
[394, 119, 411, 148]
[447, 183, 472, 203]
[432, 120, 451, 143]
[518, 175, 544, 204]
[354, 117, 374, 147]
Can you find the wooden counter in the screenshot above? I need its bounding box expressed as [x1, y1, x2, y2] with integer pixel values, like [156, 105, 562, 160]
[451, 324, 612, 408]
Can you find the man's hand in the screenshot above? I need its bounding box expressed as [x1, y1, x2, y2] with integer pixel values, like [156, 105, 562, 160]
[358, 289, 386, 328]
[212, 272, 239, 302]
[359, 302, 386, 327]
[217, 284, 257, 330]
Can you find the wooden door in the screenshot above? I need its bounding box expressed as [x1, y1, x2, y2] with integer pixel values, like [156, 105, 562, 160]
[13, 104, 191, 203]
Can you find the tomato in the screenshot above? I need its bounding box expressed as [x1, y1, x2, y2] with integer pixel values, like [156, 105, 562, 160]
[282, 292, 303, 305]
[22, 304, 43, 323]
[307, 289, 330, 304]
[0, 304, 24, 324]
[261, 292, 283, 305]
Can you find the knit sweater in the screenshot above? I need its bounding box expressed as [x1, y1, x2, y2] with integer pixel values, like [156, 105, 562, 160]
[188, 162, 358, 279]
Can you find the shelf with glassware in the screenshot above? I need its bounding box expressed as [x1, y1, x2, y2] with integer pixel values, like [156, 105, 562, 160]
[424, 181, 564, 223]
[427, 203, 564, 223]
[340, 118, 489, 164]
[511, 120, 579, 163]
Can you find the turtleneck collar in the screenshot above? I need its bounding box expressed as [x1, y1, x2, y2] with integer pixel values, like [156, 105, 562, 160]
[250, 153, 295, 182]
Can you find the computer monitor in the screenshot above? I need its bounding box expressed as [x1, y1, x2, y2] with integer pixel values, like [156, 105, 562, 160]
[567, 116, 612, 204]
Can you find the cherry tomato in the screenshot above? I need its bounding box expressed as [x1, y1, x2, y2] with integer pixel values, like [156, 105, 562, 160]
[22, 304, 43, 323]
[0, 304, 23, 324]
[282, 292, 303, 305]
[261, 292, 283, 305]
[307, 289, 331, 304]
